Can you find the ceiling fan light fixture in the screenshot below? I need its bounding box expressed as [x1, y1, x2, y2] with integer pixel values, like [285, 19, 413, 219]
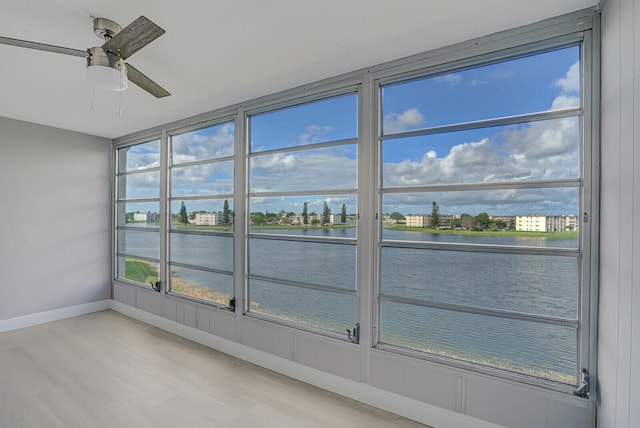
[86, 47, 128, 91]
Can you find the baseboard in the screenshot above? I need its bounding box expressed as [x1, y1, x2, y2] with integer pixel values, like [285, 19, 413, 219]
[0, 300, 111, 333]
[110, 300, 502, 428]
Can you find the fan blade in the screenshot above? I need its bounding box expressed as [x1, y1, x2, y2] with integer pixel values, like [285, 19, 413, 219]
[126, 63, 170, 98]
[0, 36, 87, 58]
[102, 16, 164, 60]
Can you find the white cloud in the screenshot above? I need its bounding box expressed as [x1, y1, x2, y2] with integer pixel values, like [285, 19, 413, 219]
[250, 147, 356, 193]
[251, 152, 298, 172]
[383, 108, 425, 134]
[551, 94, 579, 109]
[553, 61, 580, 94]
[170, 161, 234, 197]
[126, 153, 160, 170]
[434, 73, 462, 85]
[298, 124, 335, 145]
[171, 123, 234, 165]
[384, 114, 579, 190]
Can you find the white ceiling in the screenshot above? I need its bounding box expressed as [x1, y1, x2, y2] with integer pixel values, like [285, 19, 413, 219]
[0, 0, 599, 139]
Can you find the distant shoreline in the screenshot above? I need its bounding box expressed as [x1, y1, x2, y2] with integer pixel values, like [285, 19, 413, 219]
[164, 222, 577, 238]
[384, 225, 578, 238]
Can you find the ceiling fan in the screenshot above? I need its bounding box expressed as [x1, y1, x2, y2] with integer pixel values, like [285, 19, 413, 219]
[0, 16, 170, 98]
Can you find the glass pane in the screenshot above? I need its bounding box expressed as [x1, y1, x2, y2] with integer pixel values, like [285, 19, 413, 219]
[170, 266, 233, 306]
[117, 171, 160, 199]
[170, 233, 233, 271]
[249, 239, 355, 290]
[117, 256, 158, 286]
[249, 278, 355, 334]
[116, 201, 159, 227]
[170, 199, 234, 230]
[118, 140, 160, 172]
[171, 160, 233, 197]
[250, 145, 357, 193]
[380, 301, 577, 384]
[382, 188, 579, 248]
[249, 195, 356, 236]
[117, 230, 159, 259]
[382, 117, 579, 187]
[250, 93, 357, 153]
[171, 122, 234, 165]
[382, 46, 580, 134]
[381, 247, 578, 318]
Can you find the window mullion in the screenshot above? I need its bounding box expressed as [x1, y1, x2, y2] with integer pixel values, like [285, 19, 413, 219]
[159, 131, 169, 294]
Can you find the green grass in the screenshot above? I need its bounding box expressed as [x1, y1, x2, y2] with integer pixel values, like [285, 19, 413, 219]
[171, 223, 232, 231]
[125, 259, 158, 284]
[249, 224, 356, 230]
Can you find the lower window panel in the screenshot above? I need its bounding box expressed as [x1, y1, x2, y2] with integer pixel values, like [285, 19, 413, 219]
[170, 233, 233, 271]
[117, 229, 159, 260]
[379, 300, 578, 384]
[117, 256, 158, 286]
[169, 265, 233, 306]
[249, 238, 356, 290]
[248, 278, 355, 334]
[381, 247, 578, 319]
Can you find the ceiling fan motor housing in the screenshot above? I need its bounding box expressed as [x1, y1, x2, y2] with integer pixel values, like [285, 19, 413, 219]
[93, 17, 122, 41]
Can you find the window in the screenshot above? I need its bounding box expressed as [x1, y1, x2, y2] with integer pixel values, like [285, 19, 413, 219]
[247, 93, 359, 334]
[115, 139, 161, 287]
[168, 122, 235, 306]
[376, 45, 585, 384]
[112, 15, 597, 398]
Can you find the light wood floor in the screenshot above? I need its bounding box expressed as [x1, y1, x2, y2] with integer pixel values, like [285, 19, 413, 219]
[0, 310, 430, 428]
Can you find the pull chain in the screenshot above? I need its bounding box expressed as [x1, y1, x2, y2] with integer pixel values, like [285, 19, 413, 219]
[119, 65, 124, 117]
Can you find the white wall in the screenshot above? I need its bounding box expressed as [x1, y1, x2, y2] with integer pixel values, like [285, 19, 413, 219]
[0, 116, 111, 320]
[599, 0, 640, 427]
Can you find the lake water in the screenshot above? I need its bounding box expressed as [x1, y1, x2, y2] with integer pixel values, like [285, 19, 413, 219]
[121, 226, 579, 383]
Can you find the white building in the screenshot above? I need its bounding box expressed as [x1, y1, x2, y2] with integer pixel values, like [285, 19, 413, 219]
[515, 214, 578, 232]
[132, 212, 159, 222]
[329, 214, 344, 225]
[194, 212, 232, 226]
[405, 214, 429, 227]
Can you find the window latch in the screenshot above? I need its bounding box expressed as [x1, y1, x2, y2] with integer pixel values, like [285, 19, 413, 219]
[573, 368, 590, 399]
[347, 323, 360, 344]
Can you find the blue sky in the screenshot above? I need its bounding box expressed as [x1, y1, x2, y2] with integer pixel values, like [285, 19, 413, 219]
[121, 45, 581, 218]
[250, 94, 358, 152]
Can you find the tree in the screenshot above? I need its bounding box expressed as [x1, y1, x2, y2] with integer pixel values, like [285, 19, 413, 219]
[302, 202, 309, 225]
[322, 202, 331, 225]
[389, 211, 405, 223]
[179, 201, 189, 224]
[493, 219, 507, 230]
[223, 199, 231, 225]
[264, 211, 277, 223]
[476, 212, 491, 229]
[250, 212, 265, 225]
[430, 201, 440, 229]
[460, 213, 475, 230]
[341, 203, 347, 224]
